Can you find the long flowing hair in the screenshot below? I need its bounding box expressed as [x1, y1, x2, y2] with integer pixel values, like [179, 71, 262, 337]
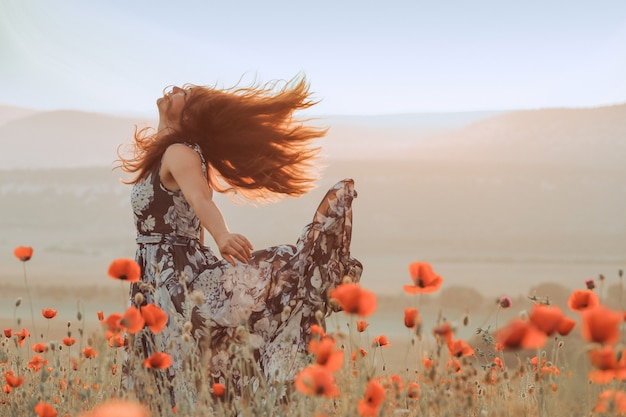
[117, 75, 327, 202]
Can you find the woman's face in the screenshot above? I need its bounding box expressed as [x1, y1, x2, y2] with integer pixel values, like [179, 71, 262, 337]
[157, 86, 188, 128]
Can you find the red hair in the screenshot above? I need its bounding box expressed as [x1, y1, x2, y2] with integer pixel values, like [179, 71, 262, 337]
[117, 75, 326, 202]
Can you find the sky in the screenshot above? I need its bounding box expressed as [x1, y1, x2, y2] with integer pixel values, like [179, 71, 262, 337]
[1, 0, 626, 116]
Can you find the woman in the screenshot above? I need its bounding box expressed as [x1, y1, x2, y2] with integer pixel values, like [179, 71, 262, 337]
[117, 75, 362, 408]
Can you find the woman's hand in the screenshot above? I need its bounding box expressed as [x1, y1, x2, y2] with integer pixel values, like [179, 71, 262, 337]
[215, 232, 254, 266]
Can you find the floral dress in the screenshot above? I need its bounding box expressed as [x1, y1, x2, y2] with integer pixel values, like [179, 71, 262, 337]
[122, 143, 362, 406]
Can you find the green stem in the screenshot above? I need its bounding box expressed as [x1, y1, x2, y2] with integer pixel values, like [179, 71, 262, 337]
[22, 262, 37, 337]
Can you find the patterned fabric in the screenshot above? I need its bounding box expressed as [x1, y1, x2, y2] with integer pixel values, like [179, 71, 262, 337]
[122, 143, 362, 405]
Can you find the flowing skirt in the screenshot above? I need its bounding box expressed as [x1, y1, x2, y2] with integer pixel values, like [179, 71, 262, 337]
[123, 179, 362, 406]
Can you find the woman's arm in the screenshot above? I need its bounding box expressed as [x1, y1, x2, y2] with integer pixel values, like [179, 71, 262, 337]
[160, 144, 253, 265]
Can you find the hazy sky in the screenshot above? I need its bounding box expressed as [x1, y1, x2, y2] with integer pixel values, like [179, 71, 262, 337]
[1, 0, 625, 116]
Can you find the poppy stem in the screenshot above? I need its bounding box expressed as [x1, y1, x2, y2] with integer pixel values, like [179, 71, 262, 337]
[21, 262, 37, 338]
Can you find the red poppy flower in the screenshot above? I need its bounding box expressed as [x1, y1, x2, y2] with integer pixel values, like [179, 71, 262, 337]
[121, 307, 145, 334]
[41, 309, 57, 319]
[63, 337, 76, 347]
[594, 390, 626, 414]
[407, 382, 420, 399]
[446, 359, 462, 374]
[28, 355, 48, 372]
[97, 311, 104, 321]
[404, 308, 420, 329]
[34, 402, 57, 417]
[422, 357, 434, 370]
[83, 346, 98, 359]
[4, 371, 23, 388]
[212, 383, 226, 397]
[432, 322, 454, 344]
[557, 316, 577, 336]
[13, 246, 33, 262]
[447, 339, 475, 358]
[14, 328, 29, 346]
[143, 352, 172, 369]
[294, 364, 340, 397]
[32, 343, 46, 353]
[582, 305, 622, 345]
[3, 329, 11, 338]
[568, 289, 600, 312]
[372, 335, 391, 347]
[498, 296, 512, 309]
[358, 379, 385, 417]
[529, 304, 565, 336]
[310, 324, 325, 338]
[351, 348, 367, 361]
[76, 400, 150, 417]
[107, 258, 141, 282]
[403, 261, 443, 294]
[309, 338, 344, 371]
[356, 320, 369, 333]
[329, 283, 377, 317]
[588, 345, 626, 384]
[495, 318, 547, 350]
[140, 304, 168, 334]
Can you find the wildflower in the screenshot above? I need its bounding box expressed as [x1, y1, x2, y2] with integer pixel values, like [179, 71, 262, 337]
[585, 279, 596, 290]
[3, 329, 11, 338]
[63, 337, 76, 347]
[212, 383, 226, 397]
[32, 343, 46, 353]
[107, 258, 141, 282]
[41, 309, 57, 319]
[407, 382, 420, 399]
[15, 328, 29, 346]
[594, 390, 626, 414]
[432, 322, 454, 344]
[529, 304, 565, 336]
[588, 345, 626, 384]
[140, 304, 168, 334]
[294, 364, 340, 397]
[121, 306, 145, 334]
[310, 324, 326, 338]
[422, 357, 434, 370]
[557, 316, 577, 336]
[28, 355, 48, 372]
[495, 318, 547, 350]
[358, 379, 385, 417]
[446, 359, 462, 374]
[447, 339, 475, 358]
[582, 305, 622, 344]
[34, 402, 57, 417]
[4, 371, 23, 388]
[403, 308, 420, 329]
[352, 348, 367, 361]
[403, 261, 443, 294]
[143, 352, 173, 369]
[388, 374, 403, 392]
[76, 399, 150, 417]
[97, 311, 104, 321]
[3, 385, 10, 394]
[568, 289, 599, 312]
[372, 335, 391, 347]
[13, 246, 33, 261]
[329, 283, 377, 317]
[83, 346, 98, 359]
[108, 333, 126, 348]
[498, 296, 512, 309]
[309, 337, 344, 371]
[356, 320, 369, 333]
[531, 357, 560, 376]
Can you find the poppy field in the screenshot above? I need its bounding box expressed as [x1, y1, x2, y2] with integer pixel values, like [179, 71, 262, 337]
[3, 245, 626, 416]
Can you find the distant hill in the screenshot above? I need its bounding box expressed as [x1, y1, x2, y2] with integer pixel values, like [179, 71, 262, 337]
[0, 105, 502, 168]
[411, 104, 626, 167]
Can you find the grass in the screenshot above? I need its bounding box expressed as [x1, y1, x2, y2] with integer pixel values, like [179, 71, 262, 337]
[2, 251, 625, 417]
